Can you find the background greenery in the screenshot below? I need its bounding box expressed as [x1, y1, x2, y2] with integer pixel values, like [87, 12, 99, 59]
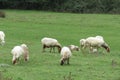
[0, 10, 120, 80]
[0, 0, 120, 13]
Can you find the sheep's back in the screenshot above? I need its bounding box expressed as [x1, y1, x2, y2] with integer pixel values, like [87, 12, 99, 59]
[86, 37, 104, 46]
[61, 47, 72, 57]
[41, 38, 58, 46]
[11, 46, 24, 58]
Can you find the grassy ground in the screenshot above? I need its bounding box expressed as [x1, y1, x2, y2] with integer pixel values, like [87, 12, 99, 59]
[0, 10, 120, 80]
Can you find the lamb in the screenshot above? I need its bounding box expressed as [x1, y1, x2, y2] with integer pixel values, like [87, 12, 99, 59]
[11, 44, 29, 64]
[41, 37, 61, 53]
[0, 31, 5, 45]
[83, 36, 110, 53]
[60, 46, 72, 65]
[68, 45, 80, 52]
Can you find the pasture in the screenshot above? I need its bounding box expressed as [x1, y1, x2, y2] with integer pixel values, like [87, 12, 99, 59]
[0, 10, 120, 80]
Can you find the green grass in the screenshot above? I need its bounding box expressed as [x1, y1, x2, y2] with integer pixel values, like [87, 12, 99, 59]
[0, 10, 120, 80]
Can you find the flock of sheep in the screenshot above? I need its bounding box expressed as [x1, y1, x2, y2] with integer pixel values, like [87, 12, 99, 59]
[0, 31, 110, 65]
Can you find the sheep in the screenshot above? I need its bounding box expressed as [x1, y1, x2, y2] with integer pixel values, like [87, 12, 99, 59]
[60, 46, 72, 65]
[41, 37, 61, 53]
[0, 31, 5, 46]
[68, 45, 80, 52]
[83, 36, 110, 53]
[11, 44, 29, 64]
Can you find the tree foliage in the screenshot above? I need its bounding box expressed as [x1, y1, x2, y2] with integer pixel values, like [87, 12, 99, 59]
[0, 0, 120, 13]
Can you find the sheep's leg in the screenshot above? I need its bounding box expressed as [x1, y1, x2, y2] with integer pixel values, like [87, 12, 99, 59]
[50, 46, 55, 53]
[94, 47, 99, 56]
[67, 58, 70, 65]
[89, 46, 93, 54]
[80, 47, 84, 54]
[53, 47, 55, 53]
[96, 47, 100, 55]
[24, 53, 29, 61]
[42, 45, 46, 52]
[50, 46, 52, 53]
[57, 47, 61, 53]
[81, 46, 87, 55]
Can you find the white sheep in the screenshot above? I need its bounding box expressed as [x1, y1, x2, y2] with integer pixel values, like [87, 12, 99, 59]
[83, 36, 110, 53]
[60, 46, 72, 65]
[68, 45, 80, 52]
[41, 37, 61, 53]
[11, 44, 29, 64]
[0, 31, 5, 45]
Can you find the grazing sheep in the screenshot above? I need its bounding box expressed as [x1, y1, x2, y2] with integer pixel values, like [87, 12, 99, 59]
[60, 46, 72, 65]
[68, 45, 80, 52]
[41, 37, 61, 53]
[0, 11, 5, 18]
[83, 36, 110, 53]
[0, 31, 5, 45]
[11, 44, 29, 64]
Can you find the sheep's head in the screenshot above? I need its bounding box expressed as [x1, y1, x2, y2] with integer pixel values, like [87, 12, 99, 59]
[68, 45, 80, 52]
[60, 58, 67, 65]
[21, 44, 27, 48]
[60, 59, 64, 65]
[106, 47, 110, 53]
[12, 59, 17, 65]
[60, 58, 66, 65]
[58, 47, 61, 53]
[56, 44, 61, 53]
[101, 44, 110, 53]
[80, 39, 86, 48]
[75, 46, 80, 51]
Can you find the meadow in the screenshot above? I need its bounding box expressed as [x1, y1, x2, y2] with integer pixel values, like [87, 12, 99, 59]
[0, 10, 120, 80]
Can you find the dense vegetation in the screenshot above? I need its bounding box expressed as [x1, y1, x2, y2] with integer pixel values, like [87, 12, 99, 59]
[0, 0, 120, 13]
[0, 10, 120, 80]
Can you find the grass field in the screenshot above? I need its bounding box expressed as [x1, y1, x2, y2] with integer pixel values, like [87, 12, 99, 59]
[0, 10, 120, 80]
